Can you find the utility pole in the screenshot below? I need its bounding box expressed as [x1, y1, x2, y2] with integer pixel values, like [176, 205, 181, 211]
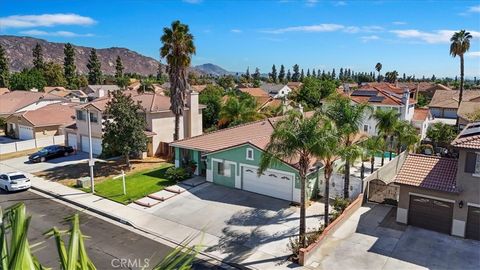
[86, 108, 95, 193]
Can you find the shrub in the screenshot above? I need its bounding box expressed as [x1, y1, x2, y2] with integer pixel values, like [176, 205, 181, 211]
[165, 167, 189, 182]
[417, 144, 434, 155]
[287, 226, 325, 259]
[333, 197, 349, 213]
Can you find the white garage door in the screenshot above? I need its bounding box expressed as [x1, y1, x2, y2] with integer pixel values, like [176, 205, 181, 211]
[81, 136, 102, 155]
[242, 166, 293, 201]
[67, 133, 77, 149]
[18, 125, 34, 140]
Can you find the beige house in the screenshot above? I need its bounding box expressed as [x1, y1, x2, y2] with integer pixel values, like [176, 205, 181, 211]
[5, 103, 76, 140]
[395, 122, 480, 240]
[0, 91, 65, 118]
[65, 91, 204, 157]
[428, 90, 480, 127]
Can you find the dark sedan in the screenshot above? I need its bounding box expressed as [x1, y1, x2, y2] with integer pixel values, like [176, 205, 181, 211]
[28, 145, 74, 163]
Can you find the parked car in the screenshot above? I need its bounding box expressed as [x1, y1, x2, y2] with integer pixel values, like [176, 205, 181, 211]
[28, 145, 74, 163]
[0, 172, 31, 192]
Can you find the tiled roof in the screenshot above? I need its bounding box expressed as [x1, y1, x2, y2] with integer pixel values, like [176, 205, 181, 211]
[412, 108, 430, 121]
[429, 90, 480, 109]
[0, 91, 65, 115]
[8, 103, 76, 127]
[238, 87, 269, 97]
[394, 154, 458, 193]
[260, 83, 287, 94]
[451, 122, 480, 149]
[76, 92, 172, 112]
[457, 101, 480, 121]
[345, 86, 416, 107]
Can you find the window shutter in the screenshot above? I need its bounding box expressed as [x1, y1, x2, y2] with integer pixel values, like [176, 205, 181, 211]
[465, 152, 477, 173]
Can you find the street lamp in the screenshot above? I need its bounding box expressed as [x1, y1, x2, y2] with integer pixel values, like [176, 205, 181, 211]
[85, 108, 95, 193]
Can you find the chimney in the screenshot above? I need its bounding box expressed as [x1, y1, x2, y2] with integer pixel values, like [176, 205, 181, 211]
[98, 88, 105, 98]
[186, 90, 201, 138]
[401, 88, 410, 121]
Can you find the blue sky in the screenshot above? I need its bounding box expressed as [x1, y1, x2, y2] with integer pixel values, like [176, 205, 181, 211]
[1, 0, 479, 77]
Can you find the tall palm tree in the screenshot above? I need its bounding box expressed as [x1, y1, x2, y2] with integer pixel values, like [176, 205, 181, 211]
[325, 95, 371, 199]
[450, 30, 472, 126]
[373, 109, 398, 165]
[362, 136, 384, 174]
[393, 121, 419, 154]
[218, 96, 262, 127]
[160, 20, 196, 141]
[259, 111, 325, 248]
[375, 62, 382, 82]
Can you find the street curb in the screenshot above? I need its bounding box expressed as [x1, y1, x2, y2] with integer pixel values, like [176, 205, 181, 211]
[31, 185, 250, 270]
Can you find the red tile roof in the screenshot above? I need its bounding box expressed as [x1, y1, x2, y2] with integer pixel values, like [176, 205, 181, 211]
[238, 87, 269, 97]
[8, 103, 76, 127]
[394, 154, 458, 193]
[412, 108, 430, 121]
[451, 122, 480, 149]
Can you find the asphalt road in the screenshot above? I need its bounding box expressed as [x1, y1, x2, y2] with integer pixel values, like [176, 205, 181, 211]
[0, 190, 226, 270]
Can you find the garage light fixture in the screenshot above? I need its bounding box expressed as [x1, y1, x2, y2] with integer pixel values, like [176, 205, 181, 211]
[459, 200, 464, 208]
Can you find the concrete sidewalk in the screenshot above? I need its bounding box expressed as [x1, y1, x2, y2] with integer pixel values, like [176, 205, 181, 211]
[14, 173, 304, 270]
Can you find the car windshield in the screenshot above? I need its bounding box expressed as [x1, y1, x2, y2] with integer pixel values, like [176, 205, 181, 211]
[38, 148, 50, 154]
[10, 175, 26, 180]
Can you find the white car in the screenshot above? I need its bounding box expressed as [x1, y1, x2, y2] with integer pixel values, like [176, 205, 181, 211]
[0, 172, 31, 192]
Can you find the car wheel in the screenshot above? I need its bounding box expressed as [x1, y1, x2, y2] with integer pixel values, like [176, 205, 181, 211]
[40, 157, 46, 162]
[64, 152, 69, 156]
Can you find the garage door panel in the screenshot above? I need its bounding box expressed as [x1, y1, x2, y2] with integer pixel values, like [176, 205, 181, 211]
[466, 206, 480, 241]
[242, 167, 293, 201]
[18, 125, 34, 140]
[81, 136, 102, 155]
[408, 195, 453, 234]
[68, 134, 77, 149]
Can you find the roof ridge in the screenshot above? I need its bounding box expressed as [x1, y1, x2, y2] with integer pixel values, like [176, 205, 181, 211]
[374, 87, 402, 105]
[408, 153, 458, 161]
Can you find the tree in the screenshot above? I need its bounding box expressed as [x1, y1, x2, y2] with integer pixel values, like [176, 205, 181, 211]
[253, 67, 261, 81]
[161, 20, 196, 141]
[450, 30, 472, 125]
[325, 95, 371, 198]
[87, 48, 102, 84]
[10, 68, 46, 90]
[393, 120, 419, 154]
[292, 64, 300, 82]
[373, 109, 398, 165]
[244, 67, 251, 82]
[218, 95, 261, 127]
[63, 43, 77, 89]
[115, 55, 124, 78]
[32, 43, 43, 70]
[375, 62, 382, 82]
[294, 77, 336, 109]
[156, 62, 163, 81]
[426, 122, 457, 147]
[0, 44, 9, 88]
[362, 136, 384, 174]
[278, 64, 285, 83]
[286, 69, 292, 82]
[199, 84, 223, 129]
[217, 75, 235, 90]
[259, 111, 326, 248]
[331, 68, 336, 80]
[43, 62, 67, 87]
[300, 69, 305, 82]
[138, 78, 155, 93]
[116, 76, 130, 89]
[103, 91, 148, 168]
[385, 70, 398, 83]
[269, 64, 277, 83]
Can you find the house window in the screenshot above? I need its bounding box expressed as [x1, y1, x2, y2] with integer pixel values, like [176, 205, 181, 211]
[217, 162, 224, 175]
[76, 110, 86, 121]
[476, 153, 480, 176]
[246, 148, 254, 160]
[363, 124, 369, 132]
[465, 152, 480, 177]
[90, 112, 98, 123]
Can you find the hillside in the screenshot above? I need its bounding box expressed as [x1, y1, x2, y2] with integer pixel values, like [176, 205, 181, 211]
[0, 35, 213, 76]
[194, 63, 231, 76]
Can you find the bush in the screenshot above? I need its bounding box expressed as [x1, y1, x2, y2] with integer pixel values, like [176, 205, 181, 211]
[165, 167, 189, 182]
[287, 226, 325, 259]
[417, 144, 434, 155]
[333, 197, 350, 213]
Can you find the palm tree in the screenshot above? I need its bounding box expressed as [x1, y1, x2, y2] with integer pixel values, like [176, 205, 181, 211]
[325, 95, 371, 199]
[375, 62, 382, 82]
[373, 109, 398, 165]
[259, 111, 325, 248]
[362, 136, 384, 174]
[450, 30, 472, 126]
[139, 78, 155, 93]
[385, 70, 399, 83]
[160, 20, 196, 141]
[218, 96, 262, 127]
[393, 121, 419, 154]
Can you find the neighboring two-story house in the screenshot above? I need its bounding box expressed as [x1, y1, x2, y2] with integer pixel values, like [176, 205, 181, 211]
[394, 122, 480, 240]
[260, 83, 292, 98]
[65, 90, 204, 157]
[83, 85, 121, 99]
[428, 90, 480, 127]
[0, 91, 65, 118]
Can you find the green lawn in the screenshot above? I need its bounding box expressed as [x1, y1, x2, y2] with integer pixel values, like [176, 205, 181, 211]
[85, 163, 175, 204]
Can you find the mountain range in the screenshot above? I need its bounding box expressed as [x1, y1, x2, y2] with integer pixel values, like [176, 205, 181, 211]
[0, 35, 230, 77]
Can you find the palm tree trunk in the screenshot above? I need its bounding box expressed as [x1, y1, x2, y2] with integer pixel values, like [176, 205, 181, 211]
[344, 160, 350, 199]
[370, 155, 374, 173]
[324, 171, 331, 227]
[299, 171, 307, 248]
[174, 113, 180, 141]
[456, 55, 464, 129]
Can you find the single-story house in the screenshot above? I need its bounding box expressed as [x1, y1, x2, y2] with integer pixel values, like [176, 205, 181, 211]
[260, 83, 292, 98]
[170, 116, 323, 203]
[5, 103, 76, 140]
[394, 122, 480, 240]
[428, 90, 480, 126]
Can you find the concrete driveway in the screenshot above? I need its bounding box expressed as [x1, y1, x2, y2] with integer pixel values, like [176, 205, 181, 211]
[144, 183, 327, 268]
[309, 204, 480, 270]
[0, 152, 93, 173]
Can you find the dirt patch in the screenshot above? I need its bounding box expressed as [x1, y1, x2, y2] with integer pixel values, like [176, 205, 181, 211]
[34, 157, 169, 186]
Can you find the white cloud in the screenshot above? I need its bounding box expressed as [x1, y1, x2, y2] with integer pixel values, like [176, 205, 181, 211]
[392, 21, 407, 25]
[0, 13, 96, 29]
[344, 25, 383, 33]
[391, 29, 480, 44]
[19, 29, 94, 37]
[333, 1, 347, 6]
[360, 35, 380, 42]
[466, 51, 480, 58]
[262, 23, 344, 34]
[305, 0, 318, 7]
[468, 5, 480, 13]
[231, 29, 242, 33]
